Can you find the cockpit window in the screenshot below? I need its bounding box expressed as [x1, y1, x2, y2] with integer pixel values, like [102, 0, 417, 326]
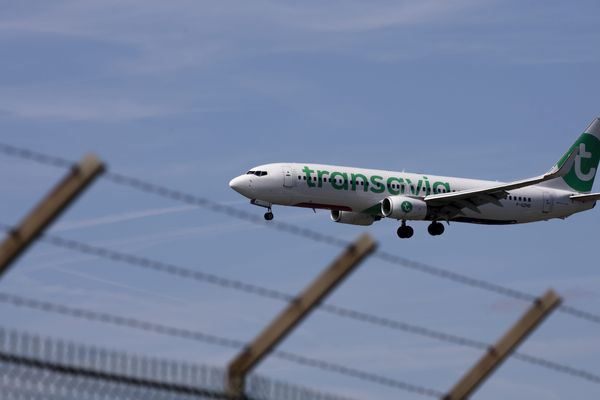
[246, 170, 268, 176]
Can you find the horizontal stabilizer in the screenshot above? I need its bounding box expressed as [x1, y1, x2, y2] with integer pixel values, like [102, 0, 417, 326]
[570, 192, 600, 202]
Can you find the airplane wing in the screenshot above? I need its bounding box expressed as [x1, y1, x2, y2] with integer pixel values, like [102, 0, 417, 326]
[423, 148, 578, 218]
[570, 193, 600, 202]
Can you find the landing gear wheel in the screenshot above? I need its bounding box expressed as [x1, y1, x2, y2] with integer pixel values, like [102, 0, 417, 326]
[264, 211, 274, 221]
[427, 222, 445, 236]
[396, 223, 414, 239]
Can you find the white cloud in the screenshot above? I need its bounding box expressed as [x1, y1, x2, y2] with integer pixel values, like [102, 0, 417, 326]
[0, 0, 485, 73]
[272, 0, 479, 33]
[0, 94, 175, 121]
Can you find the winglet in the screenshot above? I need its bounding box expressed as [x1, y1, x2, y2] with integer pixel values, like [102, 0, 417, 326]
[545, 146, 578, 179]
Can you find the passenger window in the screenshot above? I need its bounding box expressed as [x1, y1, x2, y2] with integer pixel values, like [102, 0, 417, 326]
[303, 176, 307, 180]
[528, 197, 532, 202]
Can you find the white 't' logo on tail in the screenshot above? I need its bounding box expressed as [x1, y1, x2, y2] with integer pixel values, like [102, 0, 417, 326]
[575, 143, 596, 181]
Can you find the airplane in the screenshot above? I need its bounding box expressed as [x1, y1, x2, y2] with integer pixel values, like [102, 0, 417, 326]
[229, 118, 600, 238]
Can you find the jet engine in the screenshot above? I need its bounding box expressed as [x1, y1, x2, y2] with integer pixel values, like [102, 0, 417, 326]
[381, 196, 428, 220]
[330, 210, 375, 226]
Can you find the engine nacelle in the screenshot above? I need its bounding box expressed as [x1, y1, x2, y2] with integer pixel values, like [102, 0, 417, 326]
[330, 210, 375, 226]
[381, 196, 428, 220]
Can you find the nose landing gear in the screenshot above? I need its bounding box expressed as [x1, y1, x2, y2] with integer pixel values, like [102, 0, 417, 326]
[397, 221, 414, 239]
[427, 221, 445, 236]
[250, 199, 274, 221]
[264, 210, 274, 221]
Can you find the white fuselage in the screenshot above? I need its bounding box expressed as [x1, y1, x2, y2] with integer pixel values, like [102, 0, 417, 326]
[229, 163, 595, 224]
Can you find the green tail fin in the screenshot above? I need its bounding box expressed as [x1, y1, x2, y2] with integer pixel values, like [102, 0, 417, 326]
[549, 118, 600, 193]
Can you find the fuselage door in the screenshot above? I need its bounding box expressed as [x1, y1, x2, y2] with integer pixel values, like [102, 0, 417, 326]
[542, 192, 553, 213]
[282, 165, 295, 188]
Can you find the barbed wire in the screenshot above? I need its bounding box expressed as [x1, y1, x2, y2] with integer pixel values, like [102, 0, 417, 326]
[105, 170, 350, 248]
[0, 224, 486, 346]
[1, 143, 600, 385]
[511, 353, 600, 384]
[1, 142, 598, 325]
[0, 292, 443, 398]
[272, 351, 442, 398]
[14, 228, 486, 344]
[6, 228, 600, 386]
[0, 326, 360, 400]
[0, 143, 73, 169]
[0, 351, 239, 400]
[105, 171, 543, 305]
[557, 304, 600, 325]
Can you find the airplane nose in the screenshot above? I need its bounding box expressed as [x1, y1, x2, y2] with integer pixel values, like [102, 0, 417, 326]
[229, 176, 242, 191]
[229, 175, 251, 195]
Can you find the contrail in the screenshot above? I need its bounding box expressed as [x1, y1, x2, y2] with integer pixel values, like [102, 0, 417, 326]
[50, 205, 197, 232]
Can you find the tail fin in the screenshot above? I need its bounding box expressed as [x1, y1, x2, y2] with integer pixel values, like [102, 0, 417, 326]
[542, 118, 600, 193]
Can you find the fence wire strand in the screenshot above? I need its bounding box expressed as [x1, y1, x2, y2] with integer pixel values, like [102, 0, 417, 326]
[3, 227, 598, 384]
[1, 142, 596, 324]
[0, 326, 360, 400]
[0, 293, 443, 398]
[0, 290, 598, 387]
[1, 143, 600, 388]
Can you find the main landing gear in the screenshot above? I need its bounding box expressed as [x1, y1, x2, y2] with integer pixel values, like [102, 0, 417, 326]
[427, 221, 445, 236]
[264, 210, 274, 221]
[397, 221, 446, 239]
[397, 221, 414, 239]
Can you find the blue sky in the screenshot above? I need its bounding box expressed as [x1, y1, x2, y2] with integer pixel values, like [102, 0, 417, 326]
[1, 1, 600, 398]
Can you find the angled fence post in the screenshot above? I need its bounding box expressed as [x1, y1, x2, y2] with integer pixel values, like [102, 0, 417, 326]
[444, 289, 562, 400]
[227, 233, 377, 398]
[0, 154, 105, 279]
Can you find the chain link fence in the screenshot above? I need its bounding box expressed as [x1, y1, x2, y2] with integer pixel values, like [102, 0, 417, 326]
[0, 327, 358, 400]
